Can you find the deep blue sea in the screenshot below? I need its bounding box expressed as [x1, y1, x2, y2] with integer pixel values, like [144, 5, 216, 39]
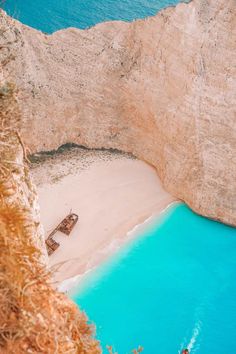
[3, 0, 187, 33]
[70, 204, 236, 354]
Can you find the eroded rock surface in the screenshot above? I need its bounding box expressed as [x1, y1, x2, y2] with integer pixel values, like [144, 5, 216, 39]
[0, 0, 235, 225]
[0, 78, 101, 354]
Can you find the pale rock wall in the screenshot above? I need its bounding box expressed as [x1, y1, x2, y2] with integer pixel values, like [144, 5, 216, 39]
[0, 0, 235, 225]
[15, 146, 47, 260]
[0, 76, 47, 261]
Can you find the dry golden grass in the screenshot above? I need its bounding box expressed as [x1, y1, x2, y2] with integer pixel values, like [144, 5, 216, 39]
[0, 80, 101, 353]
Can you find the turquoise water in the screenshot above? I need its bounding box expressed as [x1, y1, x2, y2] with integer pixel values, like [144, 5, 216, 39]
[70, 204, 236, 353]
[3, 0, 187, 33]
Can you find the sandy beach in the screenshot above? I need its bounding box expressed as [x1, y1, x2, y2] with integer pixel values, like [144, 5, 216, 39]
[30, 147, 175, 287]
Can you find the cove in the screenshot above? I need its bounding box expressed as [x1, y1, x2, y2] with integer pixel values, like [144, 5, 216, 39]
[3, 0, 188, 33]
[70, 204, 236, 353]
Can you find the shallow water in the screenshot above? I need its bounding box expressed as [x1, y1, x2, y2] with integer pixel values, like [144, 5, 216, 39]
[3, 0, 187, 33]
[70, 204, 236, 353]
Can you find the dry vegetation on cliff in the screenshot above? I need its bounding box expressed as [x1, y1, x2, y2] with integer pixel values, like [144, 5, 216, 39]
[0, 81, 101, 353]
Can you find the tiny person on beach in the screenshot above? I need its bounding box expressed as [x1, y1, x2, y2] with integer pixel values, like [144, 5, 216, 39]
[182, 349, 189, 354]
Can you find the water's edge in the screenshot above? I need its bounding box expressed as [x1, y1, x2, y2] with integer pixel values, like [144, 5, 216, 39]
[58, 201, 180, 294]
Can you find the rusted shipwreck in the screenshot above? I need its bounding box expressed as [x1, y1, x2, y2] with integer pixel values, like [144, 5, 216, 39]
[45, 213, 78, 255]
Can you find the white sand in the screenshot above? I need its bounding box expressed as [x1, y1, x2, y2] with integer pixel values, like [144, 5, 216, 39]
[31, 148, 175, 286]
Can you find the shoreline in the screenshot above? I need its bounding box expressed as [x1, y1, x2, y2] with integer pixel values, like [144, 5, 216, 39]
[30, 147, 176, 290]
[60, 201, 181, 294]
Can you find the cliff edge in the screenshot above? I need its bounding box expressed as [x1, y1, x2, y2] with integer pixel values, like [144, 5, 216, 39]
[0, 0, 235, 225]
[0, 79, 101, 353]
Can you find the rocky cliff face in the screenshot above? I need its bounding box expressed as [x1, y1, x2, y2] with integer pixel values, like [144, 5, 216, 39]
[0, 79, 46, 260]
[0, 0, 235, 225]
[0, 78, 101, 353]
